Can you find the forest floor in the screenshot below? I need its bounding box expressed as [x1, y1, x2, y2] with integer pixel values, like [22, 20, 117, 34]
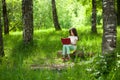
[0, 27, 120, 80]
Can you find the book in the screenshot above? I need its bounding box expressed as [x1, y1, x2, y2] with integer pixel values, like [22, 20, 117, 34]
[61, 38, 71, 45]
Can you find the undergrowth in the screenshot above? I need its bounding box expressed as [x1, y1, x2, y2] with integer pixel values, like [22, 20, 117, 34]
[0, 27, 119, 80]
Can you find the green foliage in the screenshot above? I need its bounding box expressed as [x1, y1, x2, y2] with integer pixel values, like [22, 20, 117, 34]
[0, 27, 100, 79]
[0, 0, 1, 14]
[96, 53, 117, 79]
[3, 0, 98, 30]
[87, 39, 120, 80]
[0, 27, 120, 80]
[57, 0, 91, 28]
[96, 0, 102, 9]
[34, 0, 53, 29]
[6, 0, 22, 31]
[1, 0, 104, 31]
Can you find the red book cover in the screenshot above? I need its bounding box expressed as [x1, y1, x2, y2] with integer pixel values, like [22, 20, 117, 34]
[61, 38, 71, 45]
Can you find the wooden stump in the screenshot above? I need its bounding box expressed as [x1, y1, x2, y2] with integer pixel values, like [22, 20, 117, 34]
[57, 50, 84, 59]
[70, 50, 85, 59]
[57, 50, 63, 58]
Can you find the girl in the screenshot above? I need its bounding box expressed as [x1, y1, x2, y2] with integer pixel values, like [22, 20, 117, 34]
[62, 27, 79, 61]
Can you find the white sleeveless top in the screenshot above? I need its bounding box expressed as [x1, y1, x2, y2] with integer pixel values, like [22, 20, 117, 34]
[68, 36, 78, 45]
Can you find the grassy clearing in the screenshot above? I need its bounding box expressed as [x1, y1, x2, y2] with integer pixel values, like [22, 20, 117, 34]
[0, 27, 120, 80]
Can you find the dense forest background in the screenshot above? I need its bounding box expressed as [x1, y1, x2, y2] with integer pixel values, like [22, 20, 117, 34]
[1, 0, 102, 30]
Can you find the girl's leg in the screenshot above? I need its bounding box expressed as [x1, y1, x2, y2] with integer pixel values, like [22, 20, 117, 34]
[62, 45, 67, 58]
[66, 45, 71, 59]
[66, 45, 76, 54]
[66, 45, 77, 59]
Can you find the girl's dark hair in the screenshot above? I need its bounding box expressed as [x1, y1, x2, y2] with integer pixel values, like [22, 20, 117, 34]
[69, 27, 79, 40]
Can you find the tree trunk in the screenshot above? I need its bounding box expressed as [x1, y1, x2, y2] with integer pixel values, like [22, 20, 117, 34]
[91, 0, 97, 33]
[102, 0, 117, 54]
[22, 0, 33, 44]
[2, 0, 9, 35]
[117, 0, 120, 25]
[0, 12, 4, 56]
[51, 0, 61, 31]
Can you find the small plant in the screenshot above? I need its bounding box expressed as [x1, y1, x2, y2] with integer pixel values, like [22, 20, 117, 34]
[90, 53, 117, 79]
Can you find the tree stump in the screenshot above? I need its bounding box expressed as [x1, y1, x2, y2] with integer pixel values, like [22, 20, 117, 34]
[57, 50, 63, 58]
[57, 50, 84, 59]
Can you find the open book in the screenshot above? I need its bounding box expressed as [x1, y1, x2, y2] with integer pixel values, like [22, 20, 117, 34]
[61, 38, 71, 45]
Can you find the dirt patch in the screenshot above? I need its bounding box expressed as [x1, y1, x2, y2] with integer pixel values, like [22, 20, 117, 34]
[30, 59, 74, 70]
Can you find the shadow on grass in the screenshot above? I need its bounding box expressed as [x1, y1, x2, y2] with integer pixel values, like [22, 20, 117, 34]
[10, 40, 38, 65]
[10, 31, 63, 66]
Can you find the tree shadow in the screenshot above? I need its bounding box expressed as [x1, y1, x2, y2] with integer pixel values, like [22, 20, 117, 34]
[10, 40, 39, 66]
[9, 32, 63, 66]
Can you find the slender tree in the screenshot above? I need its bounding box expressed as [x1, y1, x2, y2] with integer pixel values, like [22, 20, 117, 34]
[22, 0, 33, 44]
[0, 9, 4, 56]
[2, 0, 9, 35]
[117, 0, 120, 25]
[51, 0, 61, 30]
[91, 0, 97, 33]
[102, 0, 117, 54]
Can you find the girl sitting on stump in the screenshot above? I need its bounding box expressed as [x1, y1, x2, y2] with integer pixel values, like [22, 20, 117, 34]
[62, 27, 79, 61]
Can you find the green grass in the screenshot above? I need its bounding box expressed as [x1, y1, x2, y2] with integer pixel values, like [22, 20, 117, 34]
[0, 27, 120, 80]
